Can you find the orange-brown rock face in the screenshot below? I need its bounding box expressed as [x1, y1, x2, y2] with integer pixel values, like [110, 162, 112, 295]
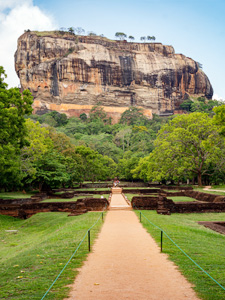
[15, 31, 213, 120]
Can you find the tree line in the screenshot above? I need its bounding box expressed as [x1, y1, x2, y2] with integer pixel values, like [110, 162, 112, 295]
[1, 65, 225, 191]
[33, 26, 156, 43]
[0, 68, 116, 191]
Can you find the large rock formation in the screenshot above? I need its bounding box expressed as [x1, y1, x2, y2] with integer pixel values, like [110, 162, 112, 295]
[15, 31, 213, 121]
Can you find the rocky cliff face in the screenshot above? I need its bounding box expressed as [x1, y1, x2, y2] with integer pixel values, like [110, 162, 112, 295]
[15, 31, 213, 121]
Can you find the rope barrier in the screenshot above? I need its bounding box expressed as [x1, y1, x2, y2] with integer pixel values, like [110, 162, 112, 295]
[134, 206, 225, 292]
[40, 209, 106, 300]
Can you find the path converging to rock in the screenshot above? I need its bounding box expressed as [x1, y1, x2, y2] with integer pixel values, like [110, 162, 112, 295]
[66, 191, 200, 300]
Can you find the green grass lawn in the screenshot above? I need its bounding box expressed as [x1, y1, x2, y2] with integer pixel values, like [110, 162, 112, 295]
[122, 187, 156, 190]
[168, 196, 197, 202]
[0, 192, 36, 199]
[42, 194, 109, 203]
[211, 185, 225, 190]
[124, 194, 196, 203]
[193, 188, 225, 196]
[124, 194, 138, 202]
[135, 210, 225, 300]
[0, 211, 105, 299]
[161, 189, 181, 192]
[77, 188, 111, 191]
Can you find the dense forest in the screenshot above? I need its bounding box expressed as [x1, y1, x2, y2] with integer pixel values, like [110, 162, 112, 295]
[1, 66, 225, 191]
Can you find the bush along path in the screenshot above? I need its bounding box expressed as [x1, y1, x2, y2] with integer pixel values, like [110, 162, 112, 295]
[66, 193, 200, 300]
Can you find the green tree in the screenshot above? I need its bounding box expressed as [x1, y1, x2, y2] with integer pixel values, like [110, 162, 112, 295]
[39, 111, 68, 127]
[115, 32, 127, 40]
[88, 31, 97, 36]
[89, 103, 110, 123]
[117, 151, 141, 180]
[130, 128, 155, 154]
[68, 27, 75, 34]
[147, 36, 156, 42]
[119, 107, 148, 125]
[114, 127, 132, 152]
[128, 35, 135, 42]
[213, 105, 225, 135]
[33, 150, 70, 191]
[49, 111, 68, 126]
[133, 112, 225, 186]
[80, 113, 87, 121]
[75, 146, 114, 182]
[180, 97, 222, 114]
[75, 27, 85, 35]
[179, 99, 193, 112]
[48, 129, 84, 184]
[0, 67, 33, 190]
[21, 119, 52, 182]
[79, 133, 123, 162]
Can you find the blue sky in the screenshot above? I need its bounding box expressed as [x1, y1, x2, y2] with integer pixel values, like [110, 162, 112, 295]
[0, 0, 224, 99]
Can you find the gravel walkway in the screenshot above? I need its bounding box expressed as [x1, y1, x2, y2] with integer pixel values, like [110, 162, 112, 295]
[66, 193, 200, 300]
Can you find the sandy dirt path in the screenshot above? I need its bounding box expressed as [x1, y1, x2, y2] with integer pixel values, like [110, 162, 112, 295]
[66, 194, 200, 300]
[203, 186, 225, 192]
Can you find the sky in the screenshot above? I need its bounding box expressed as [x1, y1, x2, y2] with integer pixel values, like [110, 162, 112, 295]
[0, 0, 224, 99]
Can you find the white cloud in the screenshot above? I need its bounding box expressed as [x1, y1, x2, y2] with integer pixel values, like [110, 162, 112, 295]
[213, 94, 225, 101]
[0, 1, 57, 87]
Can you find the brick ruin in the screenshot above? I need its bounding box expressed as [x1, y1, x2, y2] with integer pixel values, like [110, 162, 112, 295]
[1, 185, 225, 219]
[0, 190, 109, 219]
[131, 187, 225, 214]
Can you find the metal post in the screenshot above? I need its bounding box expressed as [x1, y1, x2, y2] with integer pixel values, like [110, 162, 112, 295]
[140, 212, 142, 223]
[88, 230, 91, 252]
[161, 231, 163, 252]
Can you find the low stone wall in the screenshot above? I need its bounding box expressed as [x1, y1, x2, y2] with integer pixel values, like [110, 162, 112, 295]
[198, 221, 225, 235]
[184, 190, 225, 203]
[78, 183, 112, 188]
[161, 186, 193, 191]
[0, 198, 109, 219]
[51, 189, 110, 197]
[159, 190, 185, 197]
[169, 200, 225, 213]
[123, 188, 159, 194]
[123, 188, 190, 195]
[132, 196, 158, 210]
[131, 195, 225, 214]
[120, 182, 149, 187]
[81, 182, 148, 188]
[0, 198, 40, 205]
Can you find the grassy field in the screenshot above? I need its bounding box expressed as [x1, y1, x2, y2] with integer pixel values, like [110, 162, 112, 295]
[76, 188, 111, 191]
[135, 210, 225, 300]
[168, 196, 197, 202]
[212, 185, 225, 190]
[123, 193, 158, 202]
[0, 192, 36, 199]
[0, 211, 105, 299]
[122, 187, 156, 190]
[193, 188, 225, 196]
[124, 194, 196, 203]
[42, 194, 109, 203]
[0, 191, 109, 203]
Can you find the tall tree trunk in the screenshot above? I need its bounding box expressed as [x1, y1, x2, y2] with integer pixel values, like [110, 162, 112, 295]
[198, 172, 202, 186]
[39, 182, 43, 193]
